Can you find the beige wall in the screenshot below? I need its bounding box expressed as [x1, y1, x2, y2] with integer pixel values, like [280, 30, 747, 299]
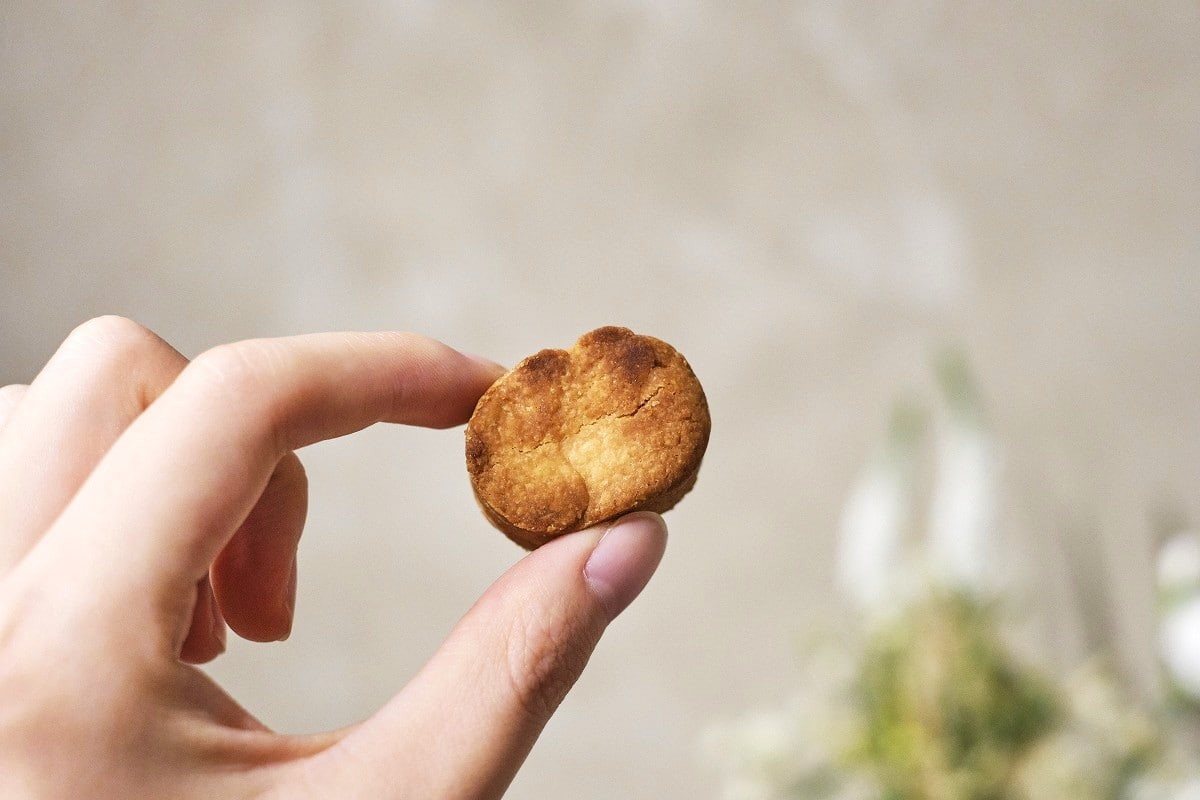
[2, 3, 1198, 797]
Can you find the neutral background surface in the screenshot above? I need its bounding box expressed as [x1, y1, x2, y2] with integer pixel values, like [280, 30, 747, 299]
[2, 3, 1198, 797]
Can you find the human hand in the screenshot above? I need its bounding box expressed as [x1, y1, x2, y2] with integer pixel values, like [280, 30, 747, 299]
[0, 317, 668, 799]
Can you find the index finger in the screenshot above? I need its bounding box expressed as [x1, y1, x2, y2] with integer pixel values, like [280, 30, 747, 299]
[28, 332, 504, 650]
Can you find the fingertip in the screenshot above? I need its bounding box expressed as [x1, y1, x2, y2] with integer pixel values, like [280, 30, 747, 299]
[582, 512, 668, 621]
[460, 350, 507, 377]
[210, 452, 307, 643]
[277, 557, 298, 642]
[458, 350, 507, 407]
[180, 578, 226, 664]
[401, 344, 506, 430]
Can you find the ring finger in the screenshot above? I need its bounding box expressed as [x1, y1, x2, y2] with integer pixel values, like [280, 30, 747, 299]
[0, 384, 29, 433]
[0, 316, 191, 575]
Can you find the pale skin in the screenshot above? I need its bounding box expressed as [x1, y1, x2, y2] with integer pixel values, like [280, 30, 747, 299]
[0, 316, 668, 799]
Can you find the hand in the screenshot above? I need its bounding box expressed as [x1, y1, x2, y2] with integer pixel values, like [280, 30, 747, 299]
[0, 317, 668, 799]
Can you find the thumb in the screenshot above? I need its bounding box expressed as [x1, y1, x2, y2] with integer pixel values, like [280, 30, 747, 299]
[304, 512, 667, 800]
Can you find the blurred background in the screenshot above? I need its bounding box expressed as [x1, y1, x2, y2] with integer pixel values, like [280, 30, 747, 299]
[2, 3, 1198, 797]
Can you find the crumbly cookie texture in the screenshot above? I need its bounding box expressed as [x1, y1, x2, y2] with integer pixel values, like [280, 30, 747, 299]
[465, 326, 711, 549]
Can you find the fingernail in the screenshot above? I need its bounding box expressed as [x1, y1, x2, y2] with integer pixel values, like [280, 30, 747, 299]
[584, 512, 668, 621]
[278, 558, 298, 642]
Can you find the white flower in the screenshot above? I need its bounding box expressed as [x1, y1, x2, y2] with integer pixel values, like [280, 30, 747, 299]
[1161, 595, 1200, 699]
[836, 407, 922, 613]
[1127, 776, 1200, 800]
[1173, 778, 1200, 800]
[925, 353, 999, 594]
[702, 647, 878, 800]
[1158, 532, 1200, 595]
[836, 453, 908, 611]
[701, 708, 818, 800]
[926, 416, 998, 591]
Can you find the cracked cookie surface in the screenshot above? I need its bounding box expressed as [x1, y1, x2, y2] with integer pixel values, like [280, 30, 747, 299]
[465, 326, 711, 549]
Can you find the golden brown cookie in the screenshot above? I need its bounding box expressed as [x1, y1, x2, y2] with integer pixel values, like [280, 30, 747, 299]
[465, 326, 710, 549]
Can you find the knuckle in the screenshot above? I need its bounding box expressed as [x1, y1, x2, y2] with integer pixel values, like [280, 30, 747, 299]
[43, 317, 185, 419]
[186, 341, 274, 398]
[184, 340, 290, 444]
[64, 315, 160, 360]
[503, 605, 595, 722]
[0, 384, 26, 402]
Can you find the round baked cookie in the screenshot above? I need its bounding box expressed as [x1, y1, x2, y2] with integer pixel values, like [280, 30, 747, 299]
[465, 326, 710, 549]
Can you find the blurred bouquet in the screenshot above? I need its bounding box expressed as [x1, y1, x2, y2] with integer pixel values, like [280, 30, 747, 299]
[703, 355, 1200, 800]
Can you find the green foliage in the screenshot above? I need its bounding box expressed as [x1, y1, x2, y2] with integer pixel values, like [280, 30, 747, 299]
[851, 592, 1059, 800]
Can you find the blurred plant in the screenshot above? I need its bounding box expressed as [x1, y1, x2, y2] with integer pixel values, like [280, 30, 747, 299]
[851, 591, 1061, 799]
[1015, 662, 1160, 800]
[704, 353, 1199, 799]
[1157, 530, 1200, 710]
[925, 352, 999, 594]
[835, 401, 925, 615]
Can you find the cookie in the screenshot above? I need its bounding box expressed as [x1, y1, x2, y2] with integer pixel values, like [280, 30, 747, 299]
[465, 326, 710, 549]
